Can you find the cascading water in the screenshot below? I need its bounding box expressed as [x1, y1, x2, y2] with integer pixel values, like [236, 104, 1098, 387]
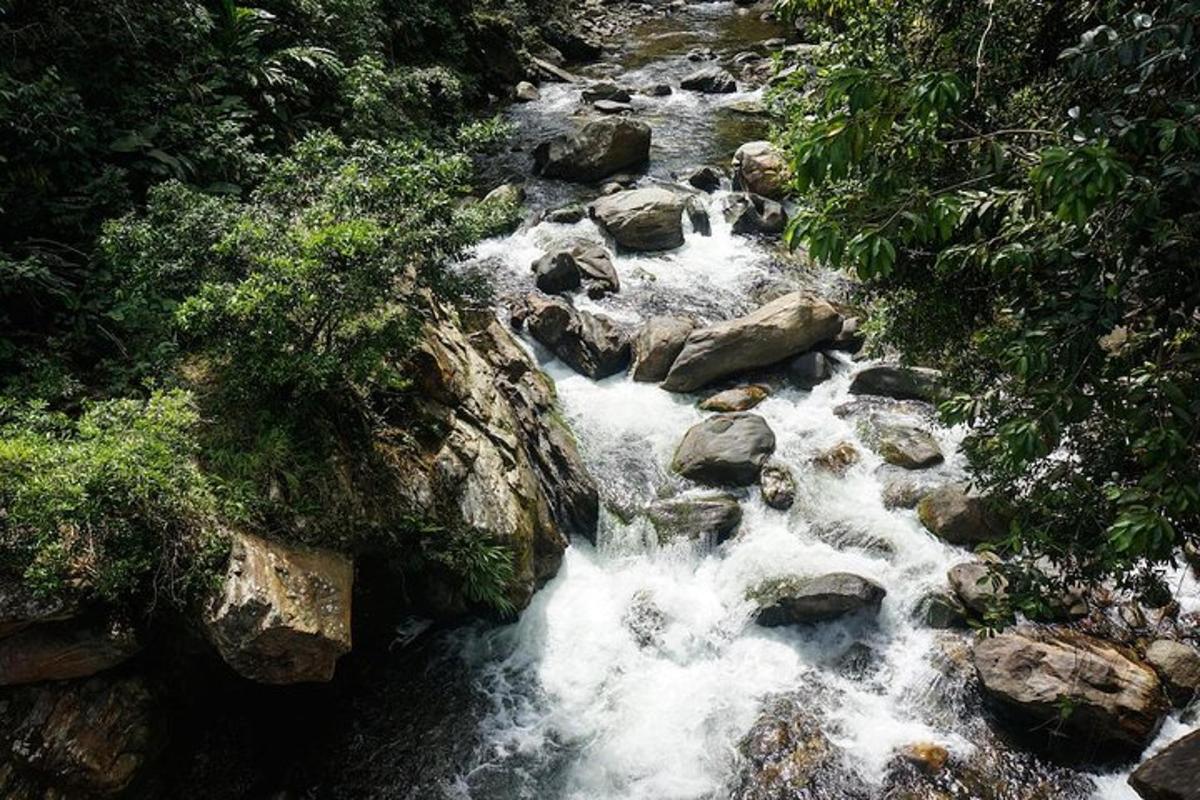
[446, 4, 1200, 798]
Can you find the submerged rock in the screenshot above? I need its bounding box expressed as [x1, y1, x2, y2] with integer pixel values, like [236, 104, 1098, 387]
[522, 293, 631, 379]
[732, 141, 790, 200]
[1128, 728, 1200, 800]
[590, 187, 685, 251]
[918, 484, 1007, 545]
[205, 531, 353, 684]
[751, 573, 886, 625]
[631, 315, 694, 382]
[850, 364, 945, 402]
[646, 493, 742, 545]
[672, 413, 776, 486]
[534, 117, 651, 183]
[973, 627, 1169, 760]
[680, 66, 737, 93]
[624, 589, 667, 648]
[699, 384, 769, 412]
[662, 292, 841, 392]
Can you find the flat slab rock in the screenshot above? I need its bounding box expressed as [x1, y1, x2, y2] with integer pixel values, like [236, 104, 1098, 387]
[590, 187, 685, 252]
[672, 413, 776, 486]
[751, 573, 886, 625]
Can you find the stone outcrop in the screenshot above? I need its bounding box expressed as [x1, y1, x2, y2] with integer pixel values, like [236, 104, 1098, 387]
[973, 627, 1169, 760]
[919, 485, 1007, 546]
[752, 573, 886, 625]
[732, 141, 790, 200]
[590, 187, 685, 251]
[534, 117, 651, 182]
[631, 315, 694, 382]
[205, 531, 353, 684]
[662, 292, 842, 392]
[519, 293, 631, 378]
[850, 365, 945, 403]
[1129, 729, 1200, 800]
[0, 674, 163, 798]
[0, 617, 139, 686]
[672, 413, 776, 486]
[646, 494, 742, 545]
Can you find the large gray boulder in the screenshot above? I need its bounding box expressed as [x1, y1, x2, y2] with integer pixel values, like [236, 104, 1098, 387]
[590, 187, 685, 251]
[646, 494, 743, 545]
[850, 365, 945, 402]
[973, 628, 1169, 760]
[751, 573, 886, 625]
[631, 315, 694, 382]
[205, 532, 353, 684]
[663, 293, 842, 392]
[681, 66, 737, 93]
[533, 241, 620, 297]
[1129, 729, 1200, 800]
[521, 294, 631, 379]
[532, 251, 580, 294]
[1144, 639, 1200, 707]
[673, 413, 776, 486]
[732, 140, 790, 200]
[534, 117, 651, 182]
[918, 485, 1007, 545]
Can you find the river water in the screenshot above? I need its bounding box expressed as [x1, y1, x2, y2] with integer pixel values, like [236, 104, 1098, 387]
[450, 3, 1200, 799]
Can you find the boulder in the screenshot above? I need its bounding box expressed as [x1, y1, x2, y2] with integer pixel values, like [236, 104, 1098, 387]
[881, 476, 935, 509]
[205, 532, 353, 684]
[827, 316, 865, 353]
[591, 187, 685, 251]
[751, 573, 886, 625]
[685, 165, 724, 192]
[850, 365, 945, 402]
[871, 424, 944, 469]
[545, 204, 585, 224]
[646, 494, 742, 545]
[760, 463, 797, 510]
[483, 182, 525, 206]
[899, 742, 950, 775]
[726, 193, 787, 236]
[1144, 639, 1200, 707]
[680, 66, 737, 93]
[918, 485, 1007, 546]
[812, 442, 860, 475]
[581, 81, 631, 103]
[533, 241, 619, 297]
[685, 194, 711, 236]
[522, 294, 631, 379]
[515, 81, 540, 102]
[672, 413, 776, 486]
[1128, 729, 1200, 800]
[914, 590, 969, 629]
[534, 117, 651, 183]
[787, 351, 831, 390]
[663, 293, 842, 392]
[594, 99, 633, 114]
[0, 674, 163, 797]
[732, 141, 790, 200]
[0, 618, 139, 686]
[532, 251, 581, 294]
[973, 628, 1169, 759]
[699, 385, 769, 412]
[631, 315, 694, 382]
[948, 561, 1007, 615]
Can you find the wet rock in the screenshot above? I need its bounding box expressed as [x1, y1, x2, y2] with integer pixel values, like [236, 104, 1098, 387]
[483, 182, 525, 206]
[760, 463, 797, 510]
[881, 476, 933, 509]
[751, 573, 886, 625]
[870, 423, 944, 469]
[810, 520, 895, 557]
[813, 441, 861, 475]
[919, 485, 1007, 545]
[0, 673, 163, 797]
[532, 250, 581, 293]
[681, 66, 737, 93]
[644, 83, 673, 96]
[530, 55, 580, 84]
[725, 192, 787, 236]
[0, 617, 139, 686]
[1128, 728, 1200, 800]
[834, 641, 880, 680]
[534, 117, 651, 183]
[624, 589, 667, 648]
[787, 350, 831, 390]
[914, 590, 969, 629]
[699, 385, 769, 412]
[205, 531, 353, 684]
[685, 165, 724, 192]
[663, 292, 842, 392]
[581, 80, 632, 103]
[732, 141, 790, 200]
[850, 364, 945, 402]
[948, 561, 1007, 615]
[1144, 639, 1200, 707]
[899, 742, 950, 775]
[631, 315, 694, 382]
[731, 694, 867, 800]
[594, 99, 633, 114]
[646, 493, 742, 545]
[522, 294, 631, 379]
[684, 194, 711, 236]
[973, 627, 1169, 760]
[590, 187, 685, 251]
[672, 413, 776, 486]
[545, 204, 585, 224]
[515, 81, 540, 102]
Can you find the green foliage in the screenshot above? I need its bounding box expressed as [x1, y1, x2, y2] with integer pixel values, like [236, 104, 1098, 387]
[0, 391, 228, 607]
[780, 0, 1200, 596]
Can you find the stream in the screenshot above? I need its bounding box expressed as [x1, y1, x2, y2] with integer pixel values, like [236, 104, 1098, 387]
[446, 3, 1200, 799]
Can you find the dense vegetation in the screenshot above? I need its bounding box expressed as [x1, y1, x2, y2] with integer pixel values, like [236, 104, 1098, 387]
[777, 0, 1199, 609]
[0, 0, 550, 613]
